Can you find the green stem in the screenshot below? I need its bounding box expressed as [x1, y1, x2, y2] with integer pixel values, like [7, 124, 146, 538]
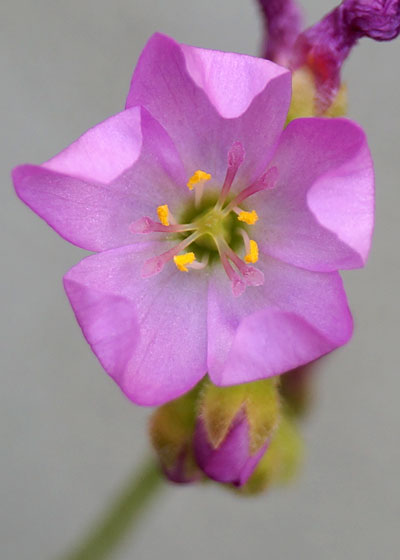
[59, 459, 164, 560]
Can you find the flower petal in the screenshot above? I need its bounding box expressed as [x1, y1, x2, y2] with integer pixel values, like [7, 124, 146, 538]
[44, 107, 144, 183]
[207, 255, 353, 386]
[12, 107, 187, 252]
[126, 33, 291, 185]
[255, 117, 374, 272]
[63, 243, 208, 405]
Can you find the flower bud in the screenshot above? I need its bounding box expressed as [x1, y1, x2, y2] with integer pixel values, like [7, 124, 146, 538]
[286, 67, 347, 122]
[194, 379, 280, 487]
[239, 413, 303, 495]
[149, 386, 203, 483]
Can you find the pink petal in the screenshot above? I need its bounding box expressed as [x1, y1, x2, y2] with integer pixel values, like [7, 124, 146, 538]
[63, 243, 208, 406]
[44, 107, 143, 183]
[126, 33, 291, 186]
[194, 412, 269, 486]
[254, 117, 374, 271]
[12, 107, 187, 252]
[207, 255, 353, 386]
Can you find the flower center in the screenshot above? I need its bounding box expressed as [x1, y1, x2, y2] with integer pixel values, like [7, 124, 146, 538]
[129, 142, 277, 297]
[195, 207, 226, 238]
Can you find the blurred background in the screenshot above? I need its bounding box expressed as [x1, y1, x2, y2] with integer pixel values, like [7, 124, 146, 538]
[2, 1, 400, 558]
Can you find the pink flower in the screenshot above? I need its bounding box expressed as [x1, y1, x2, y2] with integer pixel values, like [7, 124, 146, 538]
[12, 34, 374, 406]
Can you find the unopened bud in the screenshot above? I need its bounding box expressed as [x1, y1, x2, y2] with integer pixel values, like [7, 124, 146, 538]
[287, 67, 347, 122]
[150, 386, 203, 484]
[194, 378, 280, 487]
[239, 413, 303, 495]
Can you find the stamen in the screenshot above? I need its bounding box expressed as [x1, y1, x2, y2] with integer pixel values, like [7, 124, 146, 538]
[187, 169, 212, 207]
[157, 204, 169, 226]
[141, 232, 200, 278]
[167, 208, 178, 225]
[173, 252, 196, 272]
[130, 217, 195, 234]
[239, 228, 259, 263]
[216, 142, 245, 209]
[244, 240, 259, 264]
[224, 166, 278, 213]
[237, 209, 258, 225]
[187, 170, 211, 191]
[186, 254, 209, 270]
[239, 228, 251, 253]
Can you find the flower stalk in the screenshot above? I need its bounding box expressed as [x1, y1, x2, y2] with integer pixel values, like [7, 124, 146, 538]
[59, 459, 164, 560]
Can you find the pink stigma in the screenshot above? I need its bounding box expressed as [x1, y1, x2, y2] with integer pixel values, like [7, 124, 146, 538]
[216, 238, 264, 296]
[141, 232, 199, 278]
[227, 166, 278, 210]
[130, 217, 194, 234]
[217, 142, 246, 208]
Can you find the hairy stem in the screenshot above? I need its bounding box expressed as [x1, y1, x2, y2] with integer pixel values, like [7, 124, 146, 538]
[59, 459, 164, 560]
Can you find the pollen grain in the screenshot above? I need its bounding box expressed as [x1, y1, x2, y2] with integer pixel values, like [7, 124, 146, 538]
[173, 252, 196, 272]
[187, 170, 212, 190]
[244, 240, 259, 264]
[238, 210, 258, 225]
[157, 204, 170, 226]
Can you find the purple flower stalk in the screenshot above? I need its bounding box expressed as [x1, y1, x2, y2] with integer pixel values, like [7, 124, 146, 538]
[259, 0, 400, 111]
[13, 34, 374, 406]
[257, 0, 303, 65]
[293, 0, 400, 110]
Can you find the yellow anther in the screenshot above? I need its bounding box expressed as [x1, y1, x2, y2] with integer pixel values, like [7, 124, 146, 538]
[157, 204, 169, 226]
[173, 252, 196, 272]
[238, 210, 259, 225]
[244, 240, 259, 264]
[187, 170, 212, 191]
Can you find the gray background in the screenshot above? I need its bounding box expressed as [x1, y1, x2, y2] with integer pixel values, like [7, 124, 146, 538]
[2, 1, 400, 559]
